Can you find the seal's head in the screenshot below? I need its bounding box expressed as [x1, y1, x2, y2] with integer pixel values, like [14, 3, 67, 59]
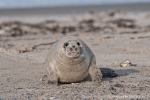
[56, 36, 83, 58]
[63, 40, 82, 57]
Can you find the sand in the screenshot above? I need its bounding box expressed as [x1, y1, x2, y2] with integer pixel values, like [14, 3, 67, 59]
[0, 7, 150, 99]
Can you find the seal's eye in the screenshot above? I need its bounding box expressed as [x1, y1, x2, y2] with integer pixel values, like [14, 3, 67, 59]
[64, 43, 69, 48]
[77, 42, 80, 46]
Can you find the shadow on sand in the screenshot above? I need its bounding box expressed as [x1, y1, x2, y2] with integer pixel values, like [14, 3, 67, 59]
[100, 68, 139, 81]
[115, 68, 139, 76]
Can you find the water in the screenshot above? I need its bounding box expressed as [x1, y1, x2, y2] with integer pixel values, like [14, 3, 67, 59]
[0, 0, 150, 8]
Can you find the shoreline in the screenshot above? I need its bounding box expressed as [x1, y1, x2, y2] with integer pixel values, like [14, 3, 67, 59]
[0, 3, 150, 17]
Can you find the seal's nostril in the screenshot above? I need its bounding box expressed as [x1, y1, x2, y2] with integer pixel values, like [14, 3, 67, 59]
[69, 48, 73, 51]
[75, 48, 77, 51]
[72, 46, 75, 48]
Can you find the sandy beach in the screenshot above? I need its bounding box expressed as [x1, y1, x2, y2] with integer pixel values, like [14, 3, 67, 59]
[0, 3, 150, 99]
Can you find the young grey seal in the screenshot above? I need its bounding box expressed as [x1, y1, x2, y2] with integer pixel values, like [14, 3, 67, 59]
[45, 36, 118, 85]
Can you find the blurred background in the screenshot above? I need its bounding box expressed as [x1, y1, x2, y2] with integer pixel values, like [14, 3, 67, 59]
[0, 0, 150, 17]
[0, 0, 150, 8]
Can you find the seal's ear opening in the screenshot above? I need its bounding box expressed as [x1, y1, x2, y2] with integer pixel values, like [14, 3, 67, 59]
[64, 42, 69, 48]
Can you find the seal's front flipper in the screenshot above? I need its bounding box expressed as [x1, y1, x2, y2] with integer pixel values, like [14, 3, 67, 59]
[100, 68, 118, 78]
[89, 66, 103, 82]
[47, 71, 59, 85]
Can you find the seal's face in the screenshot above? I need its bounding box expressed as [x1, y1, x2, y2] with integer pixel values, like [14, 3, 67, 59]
[63, 40, 82, 57]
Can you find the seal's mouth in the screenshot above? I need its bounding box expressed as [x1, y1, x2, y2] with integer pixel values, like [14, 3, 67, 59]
[67, 51, 80, 57]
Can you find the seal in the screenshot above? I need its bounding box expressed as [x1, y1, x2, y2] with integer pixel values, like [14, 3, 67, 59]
[45, 36, 117, 85]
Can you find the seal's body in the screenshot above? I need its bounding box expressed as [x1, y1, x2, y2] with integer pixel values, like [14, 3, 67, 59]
[45, 36, 102, 84]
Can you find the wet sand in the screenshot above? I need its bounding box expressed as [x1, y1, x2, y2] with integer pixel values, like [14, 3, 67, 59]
[0, 4, 150, 99]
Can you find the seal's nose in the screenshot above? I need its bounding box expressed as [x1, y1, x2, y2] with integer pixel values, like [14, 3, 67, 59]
[72, 45, 75, 48]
